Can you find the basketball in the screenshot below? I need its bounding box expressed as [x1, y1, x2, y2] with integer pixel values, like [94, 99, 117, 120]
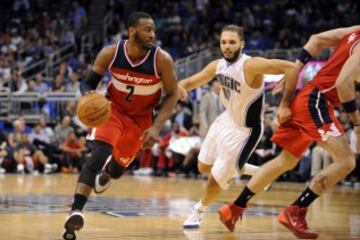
[76, 92, 111, 128]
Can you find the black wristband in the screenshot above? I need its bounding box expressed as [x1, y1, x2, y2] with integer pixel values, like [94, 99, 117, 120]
[79, 70, 103, 95]
[297, 48, 312, 65]
[342, 99, 357, 113]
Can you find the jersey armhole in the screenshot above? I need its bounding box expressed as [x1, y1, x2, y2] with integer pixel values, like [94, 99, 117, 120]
[350, 40, 360, 56]
[108, 41, 121, 70]
[153, 47, 160, 78]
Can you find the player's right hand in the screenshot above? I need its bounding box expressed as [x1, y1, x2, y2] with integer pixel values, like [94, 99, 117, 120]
[178, 84, 188, 100]
[276, 105, 292, 124]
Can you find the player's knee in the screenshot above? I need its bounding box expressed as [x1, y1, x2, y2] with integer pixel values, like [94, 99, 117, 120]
[198, 162, 211, 174]
[207, 175, 221, 190]
[342, 155, 356, 173]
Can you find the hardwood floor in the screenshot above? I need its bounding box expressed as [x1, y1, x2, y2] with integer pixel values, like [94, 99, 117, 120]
[0, 174, 359, 240]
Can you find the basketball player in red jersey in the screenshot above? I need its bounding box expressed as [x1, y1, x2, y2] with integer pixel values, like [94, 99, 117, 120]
[218, 25, 360, 239]
[62, 12, 178, 240]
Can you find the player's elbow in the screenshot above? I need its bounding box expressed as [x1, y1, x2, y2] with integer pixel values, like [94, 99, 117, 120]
[309, 34, 321, 46]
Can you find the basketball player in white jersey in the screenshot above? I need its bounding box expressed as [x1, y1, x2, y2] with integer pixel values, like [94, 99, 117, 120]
[179, 25, 299, 228]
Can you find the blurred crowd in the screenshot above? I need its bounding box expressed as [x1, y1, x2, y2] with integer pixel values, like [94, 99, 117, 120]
[0, 0, 359, 187]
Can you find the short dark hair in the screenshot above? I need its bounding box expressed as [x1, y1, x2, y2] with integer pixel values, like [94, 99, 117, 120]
[221, 25, 244, 40]
[127, 12, 152, 28]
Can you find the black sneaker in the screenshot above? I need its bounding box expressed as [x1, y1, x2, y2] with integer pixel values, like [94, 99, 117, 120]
[62, 211, 84, 240]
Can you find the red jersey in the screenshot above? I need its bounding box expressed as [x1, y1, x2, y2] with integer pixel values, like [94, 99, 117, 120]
[107, 40, 162, 118]
[310, 28, 360, 107]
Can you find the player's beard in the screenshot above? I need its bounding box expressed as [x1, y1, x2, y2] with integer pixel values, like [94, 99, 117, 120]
[222, 47, 242, 63]
[134, 32, 153, 51]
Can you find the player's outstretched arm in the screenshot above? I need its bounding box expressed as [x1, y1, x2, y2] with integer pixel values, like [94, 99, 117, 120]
[335, 44, 360, 125]
[246, 57, 299, 105]
[296, 25, 360, 69]
[179, 60, 219, 91]
[79, 44, 116, 95]
[177, 60, 218, 100]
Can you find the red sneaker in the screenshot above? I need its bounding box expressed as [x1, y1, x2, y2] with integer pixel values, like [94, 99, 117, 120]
[278, 206, 319, 239]
[218, 203, 246, 232]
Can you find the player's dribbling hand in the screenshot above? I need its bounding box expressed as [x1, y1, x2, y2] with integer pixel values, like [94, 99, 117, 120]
[276, 105, 292, 124]
[178, 84, 188, 100]
[140, 126, 160, 149]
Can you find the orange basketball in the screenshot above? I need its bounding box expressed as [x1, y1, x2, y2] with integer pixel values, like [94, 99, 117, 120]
[76, 92, 111, 128]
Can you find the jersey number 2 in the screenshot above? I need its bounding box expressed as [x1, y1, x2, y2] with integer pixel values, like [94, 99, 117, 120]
[125, 85, 134, 102]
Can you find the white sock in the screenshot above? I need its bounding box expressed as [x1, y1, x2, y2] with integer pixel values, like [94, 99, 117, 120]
[242, 163, 260, 176]
[194, 200, 208, 212]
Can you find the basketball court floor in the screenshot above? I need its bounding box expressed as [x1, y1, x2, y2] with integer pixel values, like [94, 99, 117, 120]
[0, 174, 359, 240]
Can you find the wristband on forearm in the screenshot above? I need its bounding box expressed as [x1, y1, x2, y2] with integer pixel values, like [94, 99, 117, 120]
[79, 70, 103, 95]
[342, 99, 357, 113]
[297, 48, 313, 65]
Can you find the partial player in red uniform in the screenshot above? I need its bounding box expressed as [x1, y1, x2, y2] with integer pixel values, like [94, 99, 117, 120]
[217, 26, 360, 239]
[62, 12, 178, 240]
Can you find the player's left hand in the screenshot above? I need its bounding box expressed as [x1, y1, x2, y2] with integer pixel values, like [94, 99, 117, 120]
[277, 105, 292, 124]
[178, 84, 188, 100]
[140, 126, 160, 149]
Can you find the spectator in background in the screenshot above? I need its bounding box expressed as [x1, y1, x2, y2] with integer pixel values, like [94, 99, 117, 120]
[310, 144, 332, 180]
[171, 101, 192, 130]
[199, 81, 223, 138]
[13, 133, 54, 174]
[54, 116, 74, 145]
[9, 70, 27, 93]
[8, 119, 26, 147]
[61, 131, 86, 173]
[157, 122, 189, 176]
[65, 72, 80, 94]
[50, 74, 65, 92]
[58, 62, 73, 82]
[34, 73, 49, 93]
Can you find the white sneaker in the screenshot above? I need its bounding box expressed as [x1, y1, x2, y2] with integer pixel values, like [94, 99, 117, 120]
[44, 164, 52, 174]
[44, 163, 58, 174]
[17, 164, 25, 174]
[94, 172, 112, 194]
[183, 208, 204, 229]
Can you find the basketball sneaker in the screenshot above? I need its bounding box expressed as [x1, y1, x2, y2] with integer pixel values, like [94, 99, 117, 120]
[278, 206, 319, 239]
[183, 208, 205, 229]
[63, 210, 84, 240]
[218, 203, 246, 232]
[94, 170, 112, 194]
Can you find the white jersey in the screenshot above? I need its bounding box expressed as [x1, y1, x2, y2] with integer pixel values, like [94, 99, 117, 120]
[216, 54, 264, 128]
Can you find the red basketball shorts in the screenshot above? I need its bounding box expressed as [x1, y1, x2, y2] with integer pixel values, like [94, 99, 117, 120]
[271, 84, 344, 158]
[88, 107, 151, 167]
